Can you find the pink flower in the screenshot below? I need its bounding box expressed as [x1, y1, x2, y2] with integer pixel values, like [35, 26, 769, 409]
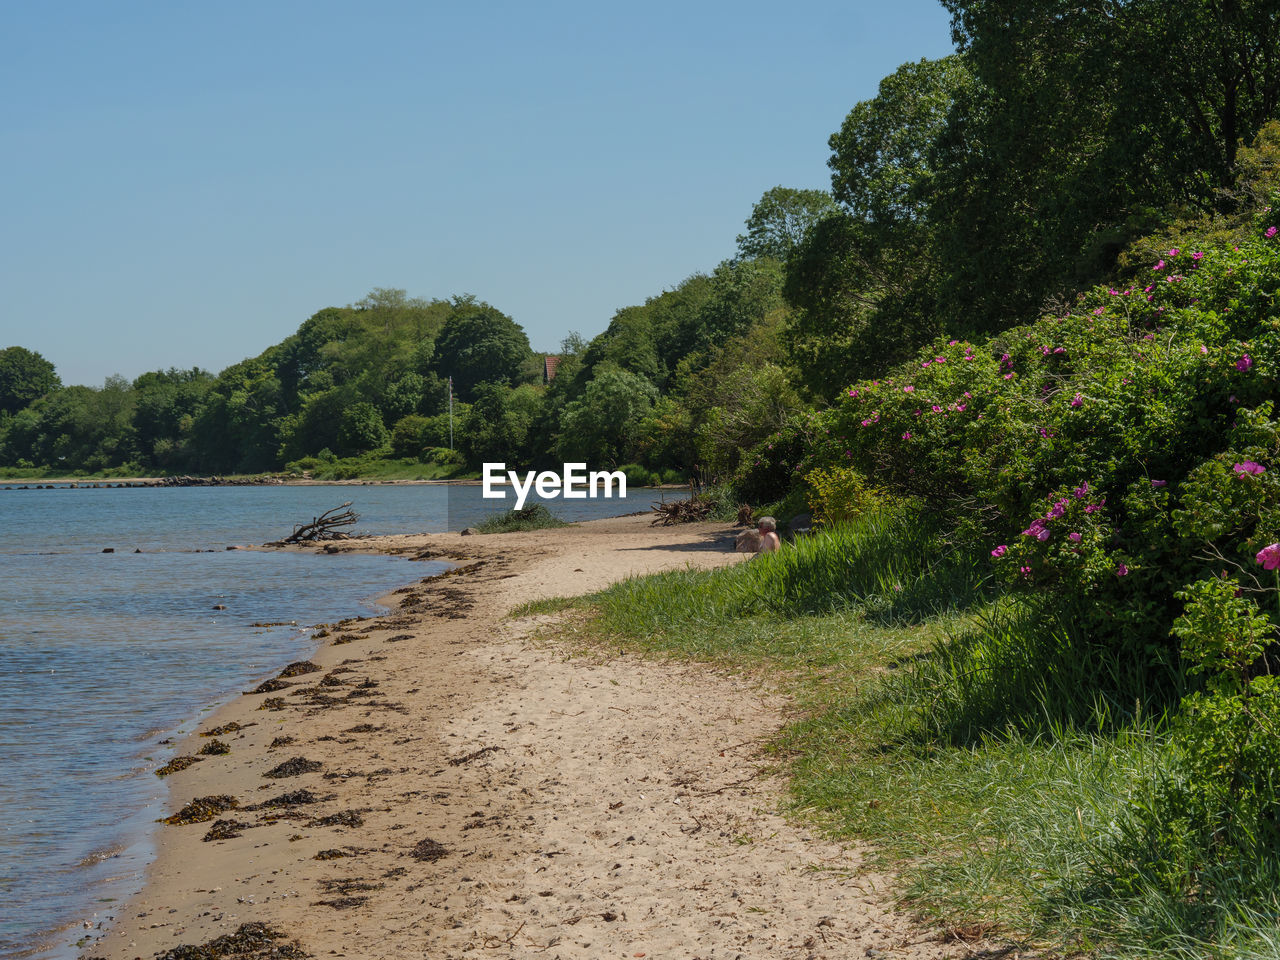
[1267, 226, 1278, 238]
[1019, 566, 1032, 577]
[1084, 499, 1106, 514]
[903, 385, 914, 392]
[1070, 394, 1083, 408]
[1153, 260, 1165, 271]
[1092, 307, 1105, 316]
[1022, 520, 1046, 538]
[949, 340, 959, 346]
[956, 404, 967, 412]
[1115, 563, 1129, 577]
[1151, 479, 1167, 487]
[1073, 481, 1089, 499]
[1200, 345, 1208, 355]
[1168, 248, 1180, 257]
[1257, 543, 1280, 570]
[1003, 372, 1013, 380]
[1237, 354, 1253, 371]
[1234, 461, 1266, 477]
[936, 356, 947, 363]
[991, 545, 1007, 558]
[1068, 532, 1082, 543]
[932, 405, 943, 413]
[1192, 251, 1204, 261]
[902, 432, 911, 440]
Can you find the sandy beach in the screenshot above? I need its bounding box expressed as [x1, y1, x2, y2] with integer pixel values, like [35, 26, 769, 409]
[82, 515, 967, 960]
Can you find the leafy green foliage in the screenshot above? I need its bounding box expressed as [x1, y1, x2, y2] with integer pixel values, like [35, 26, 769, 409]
[431, 299, 532, 401]
[0, 346, 60, 416]
[475, 503, 568, 533]
[735, 186, 837, 263]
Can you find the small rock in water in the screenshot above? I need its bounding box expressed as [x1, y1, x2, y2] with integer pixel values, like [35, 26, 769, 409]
[102, 547, 114, 553]
[212, 604, 227, 610]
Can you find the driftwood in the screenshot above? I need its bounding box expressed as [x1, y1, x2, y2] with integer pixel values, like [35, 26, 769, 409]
[649, 497, 714, 525]
[284, 502, 358, 543]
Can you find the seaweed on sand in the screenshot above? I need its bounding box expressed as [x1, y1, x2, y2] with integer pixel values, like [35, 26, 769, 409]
[155, 921, 310, 959]
[162, 795, 239, 825]
[264, 757, 322, 779]
[156, 756, 203, 777]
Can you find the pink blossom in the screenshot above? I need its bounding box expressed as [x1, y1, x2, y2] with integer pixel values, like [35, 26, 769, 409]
[932, 405, 943, 413]
[1116, 563, 1129, 577]
[1257, 543, 1280, 570]
[902, 432, 912, 440]
[936, 356, 947, 363]
[1153, 260, 1165, 271]
[1003, 372, 1013, 380]
[949, 340, 958, 346]
[1092, 307, 1105, 316]
[1168, 248, 1180, 257]
[956, 404, 967, 412]
[1022, 520, 1046, 538]
[1192, 251, 1204, 262]
[1237, 354, 1253, 371]
[1068, 532, 1082, 543]
[1073, 481, 1089, 499]
[991, 545, 1007, 558]
[1053, 347, 1065, 354]
[1200, 345, 1208, 355]
[1019, 566, 1032, 577]
[903, 385, 915, 392]
[1144, 285, 1154, 293]
[1267, 226, 1278, 238]
[1084, 499, 1106, 514]
[1234, 461, 1266, 477]
[1151, 480, 1167, 487]
[1070, 394, 1083, 408]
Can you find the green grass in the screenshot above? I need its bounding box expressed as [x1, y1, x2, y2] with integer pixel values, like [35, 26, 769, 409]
[476, 503, 570, 533]
[513, 507, 1280, 958]
[295, 455, 475, 481]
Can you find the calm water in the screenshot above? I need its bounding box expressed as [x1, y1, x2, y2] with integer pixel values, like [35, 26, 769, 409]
[0, 483, 669, 959]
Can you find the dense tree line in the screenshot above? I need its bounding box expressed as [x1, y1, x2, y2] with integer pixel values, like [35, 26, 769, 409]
[2, 2, 1277, 486]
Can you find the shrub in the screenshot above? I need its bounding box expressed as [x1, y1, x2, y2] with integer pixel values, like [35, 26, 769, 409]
[476, 503, 569, 533]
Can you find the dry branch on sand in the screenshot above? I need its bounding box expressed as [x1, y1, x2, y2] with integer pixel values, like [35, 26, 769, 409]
[283, 502, 358, 543]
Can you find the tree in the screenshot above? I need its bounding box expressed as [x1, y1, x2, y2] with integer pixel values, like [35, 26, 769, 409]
[783, 57, 965, 394]
[337, 402, 388, 455]
[0, 346, 60, 415]
[933, 1, 1280, 332]
[431, 301, 532, 401]
[555, 366, 658, 466]
[736, 187, 837, 263]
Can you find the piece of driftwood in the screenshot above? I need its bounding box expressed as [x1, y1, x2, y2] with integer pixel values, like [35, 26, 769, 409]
[649, 497, 714, 525]
[284, 502, 358, 542]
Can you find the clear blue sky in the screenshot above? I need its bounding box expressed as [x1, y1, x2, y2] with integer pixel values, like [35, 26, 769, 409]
[0, 1, 954, 388]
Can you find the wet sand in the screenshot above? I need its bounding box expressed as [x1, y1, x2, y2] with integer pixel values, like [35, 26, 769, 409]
[82, 515, 968, 960]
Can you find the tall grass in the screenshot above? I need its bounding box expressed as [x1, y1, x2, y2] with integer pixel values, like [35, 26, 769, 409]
[594, 505, 991, 639]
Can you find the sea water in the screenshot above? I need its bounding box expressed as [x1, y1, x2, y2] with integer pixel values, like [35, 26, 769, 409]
[0, 482, 671, 958]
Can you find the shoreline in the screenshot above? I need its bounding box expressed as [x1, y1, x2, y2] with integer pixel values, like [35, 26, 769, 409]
[80, 516, 962, 960]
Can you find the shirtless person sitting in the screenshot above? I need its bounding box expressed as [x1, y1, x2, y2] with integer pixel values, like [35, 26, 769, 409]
[755, 516, 781, 554]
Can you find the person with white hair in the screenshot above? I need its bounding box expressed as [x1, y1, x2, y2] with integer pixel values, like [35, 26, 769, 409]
[755, 515, 781, 553]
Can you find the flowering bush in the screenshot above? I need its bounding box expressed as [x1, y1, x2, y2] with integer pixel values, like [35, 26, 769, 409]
[816, 216, 1280, 671]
